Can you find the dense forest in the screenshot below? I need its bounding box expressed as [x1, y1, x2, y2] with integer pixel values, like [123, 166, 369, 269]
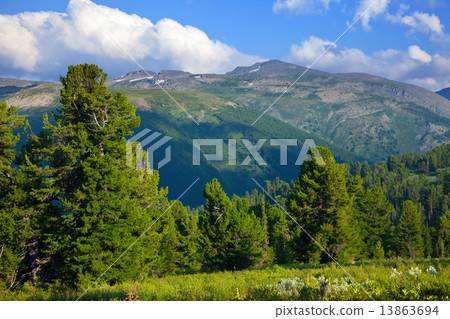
[0, 64, 449, 292]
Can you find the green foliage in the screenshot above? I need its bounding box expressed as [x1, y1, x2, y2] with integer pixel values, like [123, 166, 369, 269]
[397, 201, 424, 259]
[423, 225, 433, 258]
[0, 102, 28, 289]
[357, 187, 393, 258]
[437, 211, 450, 257]
[16, 65, 179, 287]
[266, 206, 292, 264]
[199, 179, 267, 270]
[253, 260, 449, 301]
[287, 147, 362, 263]
[354, 144, 450, 228]
[351, 144, 450, 257]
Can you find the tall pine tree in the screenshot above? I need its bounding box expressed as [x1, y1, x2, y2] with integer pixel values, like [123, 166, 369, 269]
[21, 64, 170, 287]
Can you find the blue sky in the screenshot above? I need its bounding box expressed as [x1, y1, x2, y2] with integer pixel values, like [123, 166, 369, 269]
[1, 0, 449, 90]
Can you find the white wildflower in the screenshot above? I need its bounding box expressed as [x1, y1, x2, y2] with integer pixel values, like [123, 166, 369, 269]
[407, 266, 422, 277]
[389, 268, 402, 279]
[425, 266, 437, 276]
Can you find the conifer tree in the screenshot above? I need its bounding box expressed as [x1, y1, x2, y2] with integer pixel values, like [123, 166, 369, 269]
[396, 200, 423, 259]
[287, 147, 362, 263]
[21, 64, 169, 287]
[266, 206, 291, 264]
[151, 201, 200, 276]
[358, 187, 393, 259]
[423, 225, 433, 258]
[372, 241, 385, 259]
[199, 179, 266, 270]
[436, 211, 450, 257]
[0, 103, 28, 288]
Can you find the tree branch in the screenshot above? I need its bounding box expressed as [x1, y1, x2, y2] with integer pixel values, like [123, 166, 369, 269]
[0, 241, 5, 259]
[92, 113, 102, 128]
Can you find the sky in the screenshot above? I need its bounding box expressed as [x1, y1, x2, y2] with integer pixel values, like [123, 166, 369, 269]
[0, 0, 449, 91]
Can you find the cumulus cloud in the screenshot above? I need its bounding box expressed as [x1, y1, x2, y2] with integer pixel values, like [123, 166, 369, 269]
[0, 14, 40, 72]
[273, 0, 339, 14]
[387, 10, 444, 36]
[0, 0, 260, 80]
[355, 0, 390, 30]
[288, 36, 449, 91]
[408, 45, 432, 62]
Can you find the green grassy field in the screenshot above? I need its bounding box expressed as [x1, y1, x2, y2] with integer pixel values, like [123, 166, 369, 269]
[2, 259, 448, 301]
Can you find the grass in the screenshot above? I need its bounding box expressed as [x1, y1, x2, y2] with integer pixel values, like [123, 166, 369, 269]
[1, 258, 449, 301]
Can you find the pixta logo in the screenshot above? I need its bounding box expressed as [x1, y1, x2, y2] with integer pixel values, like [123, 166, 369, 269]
[193, 138, 325, 166]
[126, 128, 172, 173]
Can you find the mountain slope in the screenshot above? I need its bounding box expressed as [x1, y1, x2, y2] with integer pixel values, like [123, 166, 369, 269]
[107, 60, 450, 162]
[0, 60, 450, 178]
[1, 82, 360, 206]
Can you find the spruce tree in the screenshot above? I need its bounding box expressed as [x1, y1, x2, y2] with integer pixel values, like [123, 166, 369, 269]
[396, 200, 423, 259]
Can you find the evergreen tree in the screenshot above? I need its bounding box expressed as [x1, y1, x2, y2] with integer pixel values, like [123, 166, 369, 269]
[153, 201, 200, 275]
[266, 206, 291, 264]
[357, 187, 393, 259]
[436, 211, 450, 257]
[423, 225, 433, 258]
[396, 200, 423, 259]
[287, 147, 362, 263]
[21, 64, 169, 287]
[199, 179, 266, 270]
[0, 103, 28, 288]
[372, 241, 385, 260]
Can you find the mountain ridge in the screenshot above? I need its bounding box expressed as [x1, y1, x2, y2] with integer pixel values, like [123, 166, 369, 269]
[107, 60, 450, 119]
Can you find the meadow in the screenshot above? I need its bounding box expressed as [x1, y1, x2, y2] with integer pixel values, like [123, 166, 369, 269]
[1, 258, 448, 301]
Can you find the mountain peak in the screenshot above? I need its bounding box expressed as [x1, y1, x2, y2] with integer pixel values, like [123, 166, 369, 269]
[226, 59, 327, 77]
[436, 87, 450, 101]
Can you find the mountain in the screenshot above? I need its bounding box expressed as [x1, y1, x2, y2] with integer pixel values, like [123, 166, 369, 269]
[436, 87, 450, 101]
[0, 80, 358, 206]
[108, 60, 450, 162]
[1, 60, 449, 204]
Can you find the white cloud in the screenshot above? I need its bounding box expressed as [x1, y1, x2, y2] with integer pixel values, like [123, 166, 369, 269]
[355, 0, 390, 30]
[0, 0, 260, 79]
[289, 36, 446, 91]
[152, 18, 258, 73]
[388, 10, 444, 36]
[0, 14, 39, 72]
[408, 45, 432, 62]
[273, 0, 339, 14]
